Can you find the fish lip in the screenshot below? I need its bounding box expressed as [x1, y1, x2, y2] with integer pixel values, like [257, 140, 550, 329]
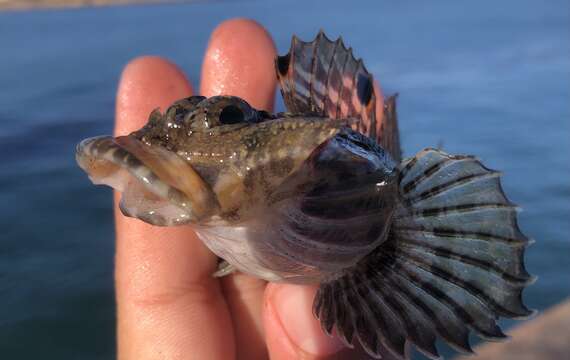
[76, 135, 160, 192]
[76, 135, 196, 225]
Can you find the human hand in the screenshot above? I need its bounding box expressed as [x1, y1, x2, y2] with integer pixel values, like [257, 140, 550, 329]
[114, 18, 382, 360]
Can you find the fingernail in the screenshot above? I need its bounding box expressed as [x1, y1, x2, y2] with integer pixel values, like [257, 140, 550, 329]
[272, 284, 346, 357]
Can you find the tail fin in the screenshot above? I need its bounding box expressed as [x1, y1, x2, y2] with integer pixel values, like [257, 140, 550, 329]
[313, 148, 534, 359]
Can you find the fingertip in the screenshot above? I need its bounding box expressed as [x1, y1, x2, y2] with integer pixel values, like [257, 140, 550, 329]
[264, 283, 346, 359]
[115, 56, 193, 135]
[200, 18, 277, 111]
[221, 273, 268, 360]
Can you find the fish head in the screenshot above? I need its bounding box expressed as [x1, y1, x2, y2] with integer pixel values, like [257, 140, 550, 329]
[76, 95, 342, 226]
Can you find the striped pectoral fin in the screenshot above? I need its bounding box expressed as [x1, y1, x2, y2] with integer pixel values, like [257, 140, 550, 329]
[394, 148, 534, 318]
[315, 266, 443, 360]
[313, 148, 534, 360]
[276, 31, 380, 138]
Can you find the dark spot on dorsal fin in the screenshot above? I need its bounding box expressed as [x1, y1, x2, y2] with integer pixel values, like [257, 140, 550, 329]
[357, 73, 373, 106]
[276, 53, 291, 77]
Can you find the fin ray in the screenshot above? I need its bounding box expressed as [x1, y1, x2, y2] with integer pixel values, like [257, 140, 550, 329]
[398, 238, 532, 285]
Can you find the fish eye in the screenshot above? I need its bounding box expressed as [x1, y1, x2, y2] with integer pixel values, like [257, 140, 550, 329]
[186, 96, 259, 130]
[219, 105, 245, 124]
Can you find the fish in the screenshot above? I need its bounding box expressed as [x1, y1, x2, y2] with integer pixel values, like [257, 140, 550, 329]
[76, 31, 535, 359]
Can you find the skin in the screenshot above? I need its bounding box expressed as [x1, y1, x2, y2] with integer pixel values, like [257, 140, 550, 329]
[114, 18, 385, 360]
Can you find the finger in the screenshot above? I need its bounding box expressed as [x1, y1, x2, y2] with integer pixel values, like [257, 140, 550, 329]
[200, 18, 277, 360]
[264, 284, 349, 359]
[114, 56, 234, 360]
[200, 18, 276, 110]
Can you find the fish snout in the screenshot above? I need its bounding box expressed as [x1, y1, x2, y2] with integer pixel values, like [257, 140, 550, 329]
[76, 135, 220, 226]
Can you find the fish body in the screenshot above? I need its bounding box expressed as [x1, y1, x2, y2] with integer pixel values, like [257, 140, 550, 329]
[77, 31, 534, 359]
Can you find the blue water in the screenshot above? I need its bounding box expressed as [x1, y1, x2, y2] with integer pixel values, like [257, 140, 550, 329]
[0, 0, 569, 358]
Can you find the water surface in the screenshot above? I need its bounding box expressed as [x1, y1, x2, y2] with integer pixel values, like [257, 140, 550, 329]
[1, 0, 569, 358]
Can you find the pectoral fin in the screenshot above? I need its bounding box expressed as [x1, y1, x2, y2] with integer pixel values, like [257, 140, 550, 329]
[313, 148, 534, 359]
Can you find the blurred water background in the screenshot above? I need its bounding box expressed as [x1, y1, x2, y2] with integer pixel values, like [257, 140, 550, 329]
[0, 0, 569, 358]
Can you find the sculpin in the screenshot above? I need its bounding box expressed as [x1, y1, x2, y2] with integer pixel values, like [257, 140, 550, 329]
[77, 31, 534, 359]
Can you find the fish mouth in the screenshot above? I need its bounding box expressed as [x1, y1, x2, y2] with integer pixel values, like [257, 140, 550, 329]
[76, 135, 219, 226]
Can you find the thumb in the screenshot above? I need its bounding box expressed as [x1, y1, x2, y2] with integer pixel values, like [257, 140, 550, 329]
[263, 283, 349, 359]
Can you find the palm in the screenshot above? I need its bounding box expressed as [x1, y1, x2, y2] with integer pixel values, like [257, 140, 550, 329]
[115, 19, 365, 360]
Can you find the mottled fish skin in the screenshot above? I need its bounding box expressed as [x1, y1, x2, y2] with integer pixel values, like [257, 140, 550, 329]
[132, 99, 345, 221]
[76, 31, 534, 360]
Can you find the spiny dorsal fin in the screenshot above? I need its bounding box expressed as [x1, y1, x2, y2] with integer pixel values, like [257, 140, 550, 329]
[276, 31, 394, 149]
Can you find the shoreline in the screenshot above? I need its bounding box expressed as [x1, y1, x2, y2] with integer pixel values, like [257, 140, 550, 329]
[0, 0, 183, 11]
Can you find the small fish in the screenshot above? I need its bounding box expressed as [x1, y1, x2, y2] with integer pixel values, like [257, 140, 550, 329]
[76, 32, 534, 359]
